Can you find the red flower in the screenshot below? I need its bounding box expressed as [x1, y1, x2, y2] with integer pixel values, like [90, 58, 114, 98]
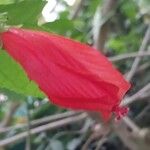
[1, 28, 130, 120]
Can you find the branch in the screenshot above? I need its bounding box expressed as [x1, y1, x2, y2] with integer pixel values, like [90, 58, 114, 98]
[135, 104, 150, 127]
[0, 102, 19, 128]
[95, 137, 107, 150]
[25, 100, 31, 150]
[81, 124, 110, 150]
[126, 25, 150, 81]
[124, 62, 150, 77]
[81, 132, 101, 150]
[70, 0, 85, 19]
[121, 83, 150, 106]
[109, 51, 150, 62]
[0, 111, 81, 134]
[0, 113, 87, 147]
[113, 117, 150, 150]
[93, 0, 118, 52]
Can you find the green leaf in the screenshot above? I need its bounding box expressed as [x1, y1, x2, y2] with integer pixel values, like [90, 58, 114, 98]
[121, 0, 137, 21]
[41, 18, 74, 35]
[107, 38, 125, 53]
[88, 0, 102, 14]
[0, 0, 46, 27]
[0, 50, 45, 98]
[0, 0, 14, 5]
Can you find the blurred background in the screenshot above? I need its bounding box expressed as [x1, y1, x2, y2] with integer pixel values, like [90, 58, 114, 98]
[0, 0, 150, 150]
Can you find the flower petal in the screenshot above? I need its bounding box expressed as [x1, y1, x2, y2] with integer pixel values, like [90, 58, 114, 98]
[1, 28, 131, 120]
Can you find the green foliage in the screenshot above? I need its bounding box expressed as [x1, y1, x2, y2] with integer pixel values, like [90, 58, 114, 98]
[41, 11, 86, 41]
[0, 0, 46, 97]
[41, 11, 75, 35]
[0, 0, 46, 27]
[0, 50, 45, 97]
[31, 102, 59, 119]
[107, 31, 141, 53]
[107, 0, 143, 54]
[121, 0, 138, 22]
[0, 0, 15, 5]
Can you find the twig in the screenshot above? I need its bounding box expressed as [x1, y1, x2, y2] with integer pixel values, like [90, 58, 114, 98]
[121, 83, 150, 106]
[134, 104, 150, 126]
[95, 137, 107, 150]
[0, 113, 87, 147]
[124, 62, 150, 77]
[134, 62, 150, 74]
[0, 111, 81, 134]
[122, 117, 140, 133]
[70, 0, 85, 19]
[25, 98, 31, 150]
[52, 118, 93, 139]
[109, 51, 150, 62]
[81, 132, 100, 150]
[0, 102, 19, 128]
[93, 0, 118, 51]
[126, 25, 150, 81]
[81, 124, 110, 150]
[113, 116, 150, 150]
[113, 118, 139, 150]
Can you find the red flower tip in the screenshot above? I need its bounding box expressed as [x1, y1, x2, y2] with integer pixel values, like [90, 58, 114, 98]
[112, 105, 129, 121]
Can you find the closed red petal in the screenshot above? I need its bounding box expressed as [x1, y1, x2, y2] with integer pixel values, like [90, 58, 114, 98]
[1, 28, 131, 120]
